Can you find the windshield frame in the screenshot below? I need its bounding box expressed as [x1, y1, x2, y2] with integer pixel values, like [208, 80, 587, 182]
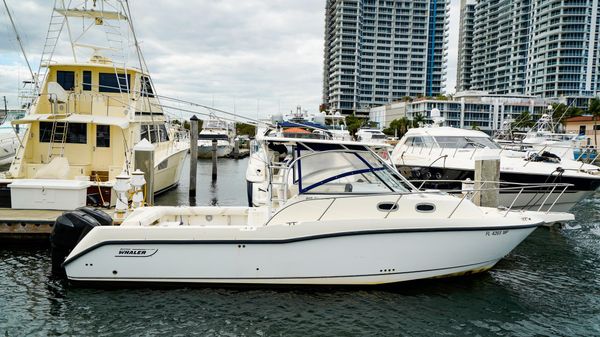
[285, 147, 414, 195]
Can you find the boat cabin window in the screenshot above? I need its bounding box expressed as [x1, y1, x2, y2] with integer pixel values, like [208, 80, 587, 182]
[159, 124, 169, 142]
[39, 122, 87, 144]
[293, 149, 411, 194]
[404, 136, 435, 148]
[82, 71, 92, 91]
[56, 71, 75, 91]
[99, 73, 130, 93]
[198, 134, 229, 140]
[96, 125, 110, 147]
[433, 136, 501, 149]
[141, 76, 154, 97]
[141, 124, 168, 143]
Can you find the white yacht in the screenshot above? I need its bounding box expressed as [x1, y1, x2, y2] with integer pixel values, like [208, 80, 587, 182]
[356, 128, 387, 143]
[496, 114, 587, 161]
[197, 116, 235, 158]
[52, 136, 573, 285]
[2, 1, 188, 208]
[0, 109, 26, 166]
[324, 111, 352, 141]
[392, 126, 600, 212]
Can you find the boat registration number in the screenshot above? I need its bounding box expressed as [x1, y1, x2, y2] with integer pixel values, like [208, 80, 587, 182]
[485, 230, 509, 236]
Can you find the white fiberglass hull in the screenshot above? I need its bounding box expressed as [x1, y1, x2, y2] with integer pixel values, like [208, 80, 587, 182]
[153, 148, 188, 194]
[498, 190, 592, 213]
[64, 224, 537, 285]
[197, 144, 233, 158]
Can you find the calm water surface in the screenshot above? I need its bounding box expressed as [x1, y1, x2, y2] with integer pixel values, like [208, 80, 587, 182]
[1, 156, 600, 336]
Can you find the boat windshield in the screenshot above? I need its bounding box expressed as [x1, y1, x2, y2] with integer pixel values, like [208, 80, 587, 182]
[293, 150, 411, 194]
[433, 136, 501, 149]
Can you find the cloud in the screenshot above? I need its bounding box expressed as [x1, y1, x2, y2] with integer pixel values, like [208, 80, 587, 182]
[0, 0, 459, 115]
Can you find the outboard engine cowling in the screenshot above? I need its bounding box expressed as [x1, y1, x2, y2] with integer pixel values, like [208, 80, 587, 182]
[50, 210, 106, 276]
[76, 206, 113, 226]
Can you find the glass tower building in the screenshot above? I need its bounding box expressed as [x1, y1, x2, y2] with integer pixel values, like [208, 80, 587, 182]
[322, 0, 450, 116]
[458, 0, 600, 106]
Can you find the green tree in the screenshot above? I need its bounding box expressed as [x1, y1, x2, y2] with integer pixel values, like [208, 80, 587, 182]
[345, 115, 367, 137]
[236, 123, 256, 136]
[588, 97, 600, 146]
[551, 103, 582, 127]
[511, 111, 534, 130]
[412, 112, 426, 127]
[383, 117, 409, 137]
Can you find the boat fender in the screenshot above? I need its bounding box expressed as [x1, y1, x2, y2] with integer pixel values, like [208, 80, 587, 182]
[50, 210, 104, 276]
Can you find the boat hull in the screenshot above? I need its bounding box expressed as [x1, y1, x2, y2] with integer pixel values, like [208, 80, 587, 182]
[197, 144, 233, 158]
[397, 165, 600, 212]
[153, 148, 188, 194]
[64, 225, 536, 285]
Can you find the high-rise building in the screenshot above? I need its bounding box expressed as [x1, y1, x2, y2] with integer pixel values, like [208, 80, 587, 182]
[322, 0, 450, 116]
[459, 0, 600, 106]
[455, 0, 476, 92]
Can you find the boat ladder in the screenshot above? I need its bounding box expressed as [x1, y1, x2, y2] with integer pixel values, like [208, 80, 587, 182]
[269, 162, 289, 207]
[36, 1, 66, 92]
[48, 120, 69, 160]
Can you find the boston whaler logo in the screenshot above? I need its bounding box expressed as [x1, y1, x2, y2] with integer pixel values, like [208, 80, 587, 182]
[116, 248, 158, 257]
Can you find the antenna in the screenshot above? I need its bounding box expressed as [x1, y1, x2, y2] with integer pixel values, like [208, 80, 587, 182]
[2, 0, 36, 84]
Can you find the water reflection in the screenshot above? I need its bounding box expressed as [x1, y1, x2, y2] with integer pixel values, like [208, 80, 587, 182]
[154, 156, 249, 207]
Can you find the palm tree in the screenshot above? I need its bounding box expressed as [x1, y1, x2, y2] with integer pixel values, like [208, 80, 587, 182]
[412, 112, 425, 127]
[588, 97, 600, 146]
[511, 111, 534, 130]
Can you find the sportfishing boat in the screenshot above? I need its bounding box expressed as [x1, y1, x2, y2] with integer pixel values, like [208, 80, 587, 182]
[324, 111, 352, 141]
[197, 115, 235, 158]
[52, 136, 572, 285]
[392, 125, 600, 212]
[496, 114, 583, 160]
[1, 0, 188, 208]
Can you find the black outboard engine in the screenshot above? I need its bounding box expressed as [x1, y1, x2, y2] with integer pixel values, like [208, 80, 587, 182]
[77, 206, 113, 227]
[50, 208, 111, 276]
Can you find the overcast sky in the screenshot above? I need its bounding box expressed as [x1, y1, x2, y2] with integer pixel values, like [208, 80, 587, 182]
[0, 0, 460, 118]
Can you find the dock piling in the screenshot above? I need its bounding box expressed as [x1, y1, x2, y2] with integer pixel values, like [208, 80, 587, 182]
[233, 138, 240, 159]
[134, 139, 155, 206]
[474, 155, 500, 208]
[212, 139, 218, 180]
[189, 115, 199, 198]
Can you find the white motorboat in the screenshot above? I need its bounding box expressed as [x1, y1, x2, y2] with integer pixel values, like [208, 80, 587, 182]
[324, 111, 352, 141]
[0, 109, 26, 166]
[197, 116, 235, 158]
[356, 128, 388, 143]
[52, 136, 572, 285]
[392, 126, 600, 212]
[495, 114, 586, 161]
[1, 1, 189, 209]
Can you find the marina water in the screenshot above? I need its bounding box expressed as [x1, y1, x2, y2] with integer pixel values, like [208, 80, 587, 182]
[1, 157, 600, 336]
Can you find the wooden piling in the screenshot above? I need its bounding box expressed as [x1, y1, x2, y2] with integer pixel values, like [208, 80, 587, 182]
[189, 115, 199, 198]
[474, 155, 500, 208]
[212, 138, 218, 181]
[233, 138, 240, 159]
[133, 139, 155, 206]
